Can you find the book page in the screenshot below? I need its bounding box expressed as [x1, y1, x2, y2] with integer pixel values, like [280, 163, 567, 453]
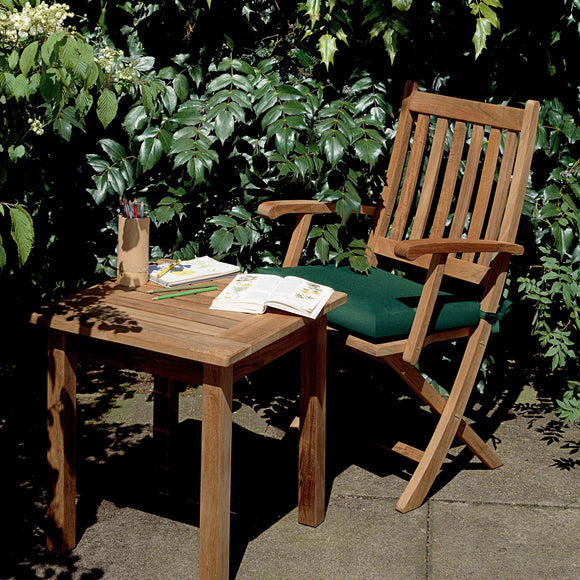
[266, 276, 333, 318]
[209, 273, 282, 313]
[149, 256, 239, 287]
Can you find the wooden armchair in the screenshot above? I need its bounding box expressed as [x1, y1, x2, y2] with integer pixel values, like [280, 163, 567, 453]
[257, 81, 539, 513]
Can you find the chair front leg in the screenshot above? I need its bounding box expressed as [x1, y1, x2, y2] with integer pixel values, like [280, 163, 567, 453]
[385, 353, 502, 469]
[395, 321, 492, 513]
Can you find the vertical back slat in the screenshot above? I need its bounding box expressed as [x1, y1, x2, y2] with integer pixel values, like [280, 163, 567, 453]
[478, 130, 518, 266]
[463, 127, 502, 262]
[499, 99, 541, 241]
[449, 123, 485, 239]
[429, 121, 467, 238]
[410, 117, 449, 239]
[390, 113, 430, 240]
[370, 83, 417, 252]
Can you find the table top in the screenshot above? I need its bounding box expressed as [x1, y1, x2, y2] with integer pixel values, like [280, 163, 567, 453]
[29, 278, 347, 367]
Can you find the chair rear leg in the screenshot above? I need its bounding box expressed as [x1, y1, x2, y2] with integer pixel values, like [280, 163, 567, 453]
[385, 353, 502, 469]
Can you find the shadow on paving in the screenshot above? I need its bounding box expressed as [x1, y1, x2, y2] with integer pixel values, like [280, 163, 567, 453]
[1, 325, 578, 578]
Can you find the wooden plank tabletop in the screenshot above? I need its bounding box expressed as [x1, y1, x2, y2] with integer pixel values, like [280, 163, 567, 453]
[30, 278, 347, 367]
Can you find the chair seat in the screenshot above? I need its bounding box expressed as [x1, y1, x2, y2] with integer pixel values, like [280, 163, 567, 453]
[256, 265, 481, 340]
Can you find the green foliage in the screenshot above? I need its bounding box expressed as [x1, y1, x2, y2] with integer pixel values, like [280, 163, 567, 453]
[556, 381, 580, 426]
[518, 98, 580, 424]
[86, 48, 392, 272]
[298, 0, 504, 68]
[0, 0, 156, 270]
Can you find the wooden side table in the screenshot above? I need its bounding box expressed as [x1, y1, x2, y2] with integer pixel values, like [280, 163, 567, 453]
[30, 279, 346, 579]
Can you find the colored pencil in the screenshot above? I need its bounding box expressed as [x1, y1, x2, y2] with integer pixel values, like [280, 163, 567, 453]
[152, 286, 217, 300]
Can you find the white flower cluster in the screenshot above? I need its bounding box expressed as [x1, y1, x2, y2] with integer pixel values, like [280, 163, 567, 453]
[95, 47, 138, 83]
[95, 47, 123, 73]
[0, 2, 74, 43]
[28, 117, 44, 135]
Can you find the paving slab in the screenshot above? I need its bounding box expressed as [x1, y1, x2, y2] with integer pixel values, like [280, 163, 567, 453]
[236, 496, 427, 580]
[433, 415, 580, 507]
[428, 501, 580, 580]
[328, 413, 579, 510]
[36, 501, 200, 580]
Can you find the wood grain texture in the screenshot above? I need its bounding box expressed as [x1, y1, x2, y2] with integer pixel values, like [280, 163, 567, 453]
[200, 364, 233, 580]
[46, 330, 77, 552]
[299, 315, 327, 527]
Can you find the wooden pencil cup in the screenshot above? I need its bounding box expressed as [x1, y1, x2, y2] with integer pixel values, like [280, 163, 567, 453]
[117, 216, 150, 287]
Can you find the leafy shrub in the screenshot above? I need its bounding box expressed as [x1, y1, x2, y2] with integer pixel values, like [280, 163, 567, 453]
[518, 98, 580, 425]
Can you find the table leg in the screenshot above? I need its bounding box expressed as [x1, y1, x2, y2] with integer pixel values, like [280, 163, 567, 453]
[298, 315, 327, 527]
[199, 364, 233, 580]
[46, 330, 77, 552]
[153, 377, 179, 477]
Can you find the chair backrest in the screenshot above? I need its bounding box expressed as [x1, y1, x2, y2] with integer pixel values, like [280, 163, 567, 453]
[368, 81, 540, 286]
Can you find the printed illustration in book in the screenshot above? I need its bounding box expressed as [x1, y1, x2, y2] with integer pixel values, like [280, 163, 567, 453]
[210, 273, 334, 319]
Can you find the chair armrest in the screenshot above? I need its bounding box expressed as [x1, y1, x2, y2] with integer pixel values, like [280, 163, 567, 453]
[393, 238, 524, 261]
[257, 200, 376, 219]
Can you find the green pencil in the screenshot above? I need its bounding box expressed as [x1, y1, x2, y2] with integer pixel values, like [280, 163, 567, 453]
[148, 283, 219, 294]
[152, 286, 217, 300]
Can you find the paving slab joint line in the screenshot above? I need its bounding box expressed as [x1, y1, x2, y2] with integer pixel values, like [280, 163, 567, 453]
[425, 500, 432, 580]
[427, 498, 580, 510]
[331, 492, 402, 502]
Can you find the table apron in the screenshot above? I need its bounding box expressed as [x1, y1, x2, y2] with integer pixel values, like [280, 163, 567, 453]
[65, 323, 312, 384]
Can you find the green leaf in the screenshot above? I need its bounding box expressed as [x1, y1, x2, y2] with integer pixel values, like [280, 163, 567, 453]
[306, 0, 321, 26]
[348, 253, 370, 273]
[211, 215, 237, 228]
[383, 28, 398, 65]
[354, 138, 383, 167]
[0, 241, 6, 272]
[75, 88, 93, 117]
[19, 40, 38, 76]
[275, 126, 296, 156]
[9, 205, 34, 266]
[215, 110, 235, 143]
[315, 236, 330, 263]
[173, 73, 190, 102]
[479, 3, 500, 28]
[151, 204, 175, 224]
[210, 228, 234, 253]
[60, 36, 79, 71]
[8, 50, 18, 69]
[261, 105, 282, 130]
[319, 34, 337, 70]
[139, 137, 163, 171]
[320, 130, 348, 164]
[124, 105, 148, 135]
[323, 224, 340, 249]
[8, 144, 25, 161]
[97, 89, 118, 129]
[12, 74, 29, 99]
[100, 139, 126, 163]
[392, 0, 413, 11]
[473, 17, 491, 59]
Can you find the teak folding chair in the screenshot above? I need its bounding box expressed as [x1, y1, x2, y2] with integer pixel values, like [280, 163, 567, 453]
[257, 81, 540, 513]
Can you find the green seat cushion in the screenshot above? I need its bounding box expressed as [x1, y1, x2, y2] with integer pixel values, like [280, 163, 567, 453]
[255, 265, 481, 340]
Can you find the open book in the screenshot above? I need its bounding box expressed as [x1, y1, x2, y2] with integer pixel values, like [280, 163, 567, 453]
[209, 273, 334, 319]
[148, 256, 240, 288]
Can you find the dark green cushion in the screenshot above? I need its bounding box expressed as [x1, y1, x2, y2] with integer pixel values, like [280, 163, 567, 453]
[255, 265, 481, 340]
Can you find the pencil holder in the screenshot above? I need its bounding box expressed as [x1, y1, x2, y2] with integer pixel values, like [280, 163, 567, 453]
[117, 216, 150, 287]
